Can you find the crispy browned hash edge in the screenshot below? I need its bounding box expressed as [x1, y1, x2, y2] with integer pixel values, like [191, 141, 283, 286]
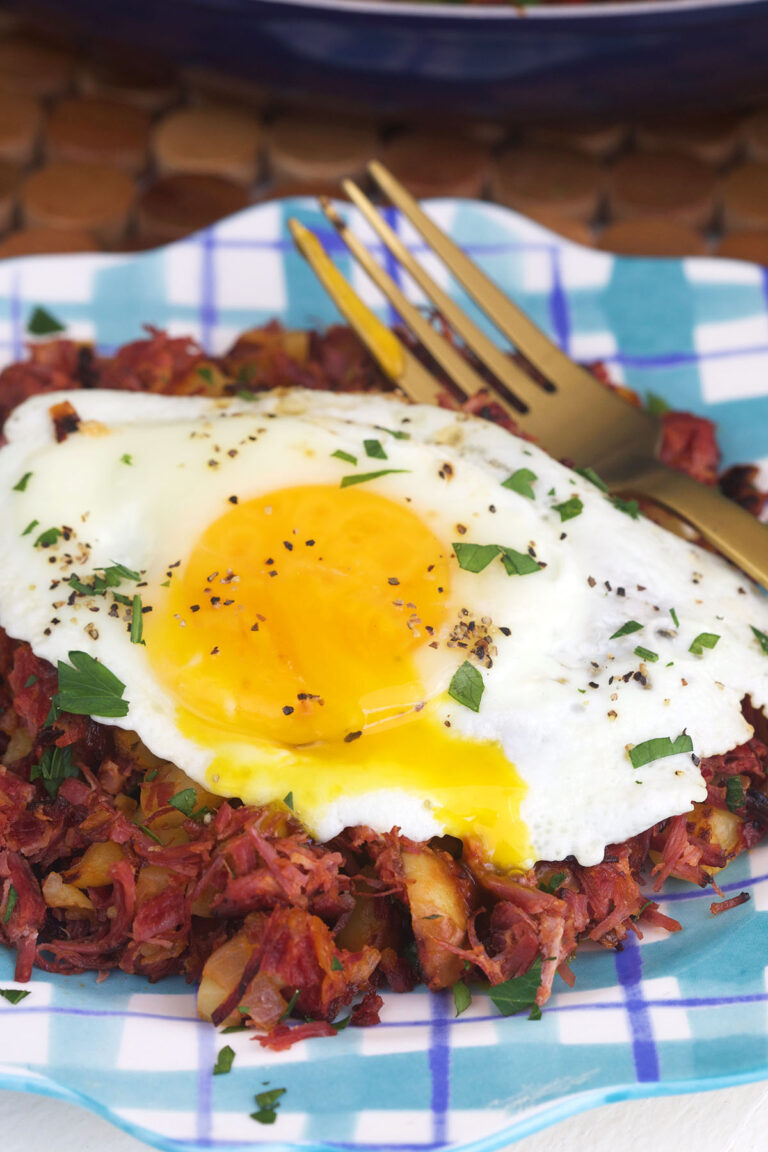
[0, 323, 767, 1049]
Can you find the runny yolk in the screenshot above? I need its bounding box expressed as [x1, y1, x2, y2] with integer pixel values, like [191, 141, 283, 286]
[147, 484, 532, 869]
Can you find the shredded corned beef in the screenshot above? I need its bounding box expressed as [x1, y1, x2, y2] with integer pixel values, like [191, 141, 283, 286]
[0, 322, 767, 1046]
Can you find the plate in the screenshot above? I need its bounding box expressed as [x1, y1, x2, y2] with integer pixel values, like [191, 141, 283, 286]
[9, 0, 768, 119]
[1, 198, 768, 1152]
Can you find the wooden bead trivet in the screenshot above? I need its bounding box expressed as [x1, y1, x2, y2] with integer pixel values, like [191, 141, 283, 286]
[0, 91, 41, 165]
[491, 147, 604, 222]
[267, 114, 377, 184]
[0, 35, 73, 99]
[78, 54, 177, 113]
[634, 112, 744, 166]
[47, 97, 150, 174]
[137, 173, 249, 245]
[0, 225, 98, 257]
[742, 109, 768, 163]
[597, 217, 709, 257]
[21, 159, 135, 245]
[721, 162, 768, 230]
[525, 119, 627, 158]
[382, 130, 490, 198]
[608, 152, 718, 229]
[716, 229, 768, 264]
[153, 104, 261, 185]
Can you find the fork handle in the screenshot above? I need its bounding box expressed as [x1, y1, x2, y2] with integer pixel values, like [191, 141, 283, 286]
[630, 464, 768, 589]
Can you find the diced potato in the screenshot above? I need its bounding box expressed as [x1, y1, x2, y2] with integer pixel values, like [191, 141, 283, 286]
[135, 865, 171, 906]
[690, 802, 742, 859]
[113, 729, 165, 774]
[62, 841, 125, 888]
[278, 330, 310, 363]
[197, 930, 254, 1026]
[138, 762, 222, 833]
[402, 847, 469, 990]
[3, 727, 32, 766]
[335, 894, 383, 953]
[114, 794, 138, 817]
[42, 872, 95, 911]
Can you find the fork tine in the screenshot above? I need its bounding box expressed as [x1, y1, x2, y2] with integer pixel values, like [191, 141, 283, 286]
[288, 218, 445, 407]
[339, 178, 554, 424]
[368, 160, 610, 402]
[316, 198, 527, 430]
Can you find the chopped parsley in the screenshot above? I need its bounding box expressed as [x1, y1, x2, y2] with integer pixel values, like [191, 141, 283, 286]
[24, 674, 37, 687]
[169, 788, 197, 817]
[374, 425, 410, 440]
[340, 469, 409, 488]
[22, 519, 38, 537]
[453, 541, 542, 576]
[528, 1003, 543, 1021]
[27, 306, 65, 336]
[220, 1023, 249, 1034]
[448, 661, 484, 713]
[140, 825, 163, 844]
[0, 988, 30, 1005]
[30, 745, 79, 799]
[453, 982, 471, 1017]
[750, 625, 768, 655]
[283, 791, 294, 810]
[575, 466, 608, 493]
[213, 1045, 235, 1075]
[670, 608, 680, 629]
[610, 620, 644, 640]
[646, 391, 671, 417]
[34, 526, 62, 548]
[501, 468, 537, 499]
[689, 632, 720, 656]
[552, 495, 583, 522]
[120, 454, 133, 465]
[363, 439, 387, 460]
[453, 542, 503, 573]
[498, 546, 541, 576]
[107, 561, 141, 582]
[487, 959, 542, 1017]
[197, 366, 215, 385]
[130, 594, 144, 645]
[55, 650, 129, 718]
[634, 646, 659, 663]
[280, 990, 300, 1022]
[331, 449, 357, 465]
[3, 885, 17, 924]
[68, 562, 143, 600]
[251, 1087, 286, 1125]
[725, 776, 746, 812]
[628, 732, 693, 770]
[538, 872, 565, 895]
[12, 472, 32, 492]
[611, 496, 640, 520]
[331, 956, 343, 972]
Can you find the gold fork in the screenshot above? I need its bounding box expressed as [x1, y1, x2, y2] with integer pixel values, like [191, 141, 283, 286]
[287, 161, 768, 588]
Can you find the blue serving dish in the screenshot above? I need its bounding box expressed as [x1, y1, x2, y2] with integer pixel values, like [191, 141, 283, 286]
[14, 0, 768, 120]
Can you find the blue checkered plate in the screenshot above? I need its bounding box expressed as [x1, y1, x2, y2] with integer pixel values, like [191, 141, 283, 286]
[0, 198, 767, 1152]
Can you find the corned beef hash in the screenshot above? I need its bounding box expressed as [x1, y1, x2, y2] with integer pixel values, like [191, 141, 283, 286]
[0, 323, 766, 1045]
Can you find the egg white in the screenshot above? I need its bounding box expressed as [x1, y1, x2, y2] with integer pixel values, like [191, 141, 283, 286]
[1, 387, 767, 868]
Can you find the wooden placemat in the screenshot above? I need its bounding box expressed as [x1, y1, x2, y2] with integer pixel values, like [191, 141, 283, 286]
[0, 18, 768, 263]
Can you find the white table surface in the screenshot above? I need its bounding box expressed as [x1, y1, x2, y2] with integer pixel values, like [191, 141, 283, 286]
[4, 1080, 768, 1152]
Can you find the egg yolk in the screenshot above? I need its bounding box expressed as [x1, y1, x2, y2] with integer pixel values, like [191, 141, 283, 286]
[147, 484, 532, 869]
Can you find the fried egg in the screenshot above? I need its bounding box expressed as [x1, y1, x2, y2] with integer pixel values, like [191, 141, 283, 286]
[2, 387, 768, 870]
